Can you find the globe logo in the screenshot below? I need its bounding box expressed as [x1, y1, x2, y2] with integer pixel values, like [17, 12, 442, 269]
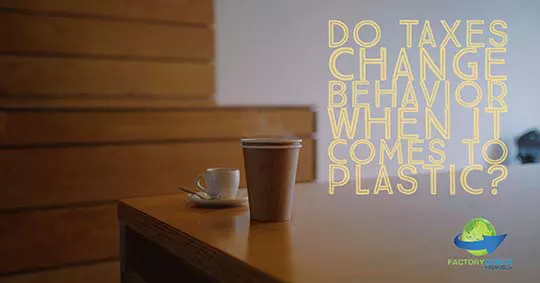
[453, 217, 508, 256]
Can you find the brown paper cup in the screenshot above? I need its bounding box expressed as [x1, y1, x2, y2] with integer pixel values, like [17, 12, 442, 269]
[241, 138, 302, 222]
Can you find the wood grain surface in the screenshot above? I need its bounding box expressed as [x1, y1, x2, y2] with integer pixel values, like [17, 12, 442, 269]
[0, 96, 215, 109]
[0, 108, 314, 146]
[0, 56, 214, 97]
[0, 204, 118, 274]
[0, 139, 314, 210]
[0, 12, 213, 60]
[0, 261, 119, 283]
[123, 227, 221, 283]
[118, 164, 540, 283]
[0, 0, 213, 24]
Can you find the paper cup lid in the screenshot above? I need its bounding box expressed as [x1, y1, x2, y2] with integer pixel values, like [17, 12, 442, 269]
[241, 138, 302, 148]
[240, 138, 302, 144]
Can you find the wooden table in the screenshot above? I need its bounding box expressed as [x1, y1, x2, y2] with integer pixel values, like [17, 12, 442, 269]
[118, 165, 540, 282]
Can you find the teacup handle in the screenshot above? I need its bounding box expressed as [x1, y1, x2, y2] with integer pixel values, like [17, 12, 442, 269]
[195, 174, 207, 193]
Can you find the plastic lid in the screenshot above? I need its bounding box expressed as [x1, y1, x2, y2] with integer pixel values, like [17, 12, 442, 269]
[240, 138, 302, 144]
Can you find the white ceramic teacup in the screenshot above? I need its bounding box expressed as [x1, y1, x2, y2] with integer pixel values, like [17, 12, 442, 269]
[195, 168, 240, 199]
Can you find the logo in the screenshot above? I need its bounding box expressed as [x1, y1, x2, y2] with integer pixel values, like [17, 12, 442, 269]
[448, 217, 512, 270]
[453, 217, 507, 256]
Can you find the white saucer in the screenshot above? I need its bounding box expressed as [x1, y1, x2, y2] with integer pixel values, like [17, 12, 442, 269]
[188, 188, 248, 208]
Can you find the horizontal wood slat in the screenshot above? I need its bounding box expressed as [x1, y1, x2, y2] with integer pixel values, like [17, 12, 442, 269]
[0, 108, 314, 146]
[0, 261, 119, 283]
[0, 204, 118, 274]
[0, 139, 314, 210]
[0, 13, 213, 60]
[0, 56, 214, 97]
[0, 97, 215, 109]
[0, 0, 213, 24]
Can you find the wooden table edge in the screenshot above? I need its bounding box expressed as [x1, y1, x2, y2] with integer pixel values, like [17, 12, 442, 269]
[117, 200, 283, 283]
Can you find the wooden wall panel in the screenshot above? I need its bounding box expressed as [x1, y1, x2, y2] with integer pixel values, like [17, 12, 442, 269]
[0, 97, 215, 109]
[0, 262, 120, 283]
[0, 1, 317, 282]
[0, 0, 213, 24]
[0, 204, 118, 274]
[0, 139, 314, 211]
[0, 13, 213, 60]
[0, 108, 314, 146]
[0, 56, 214, 97]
